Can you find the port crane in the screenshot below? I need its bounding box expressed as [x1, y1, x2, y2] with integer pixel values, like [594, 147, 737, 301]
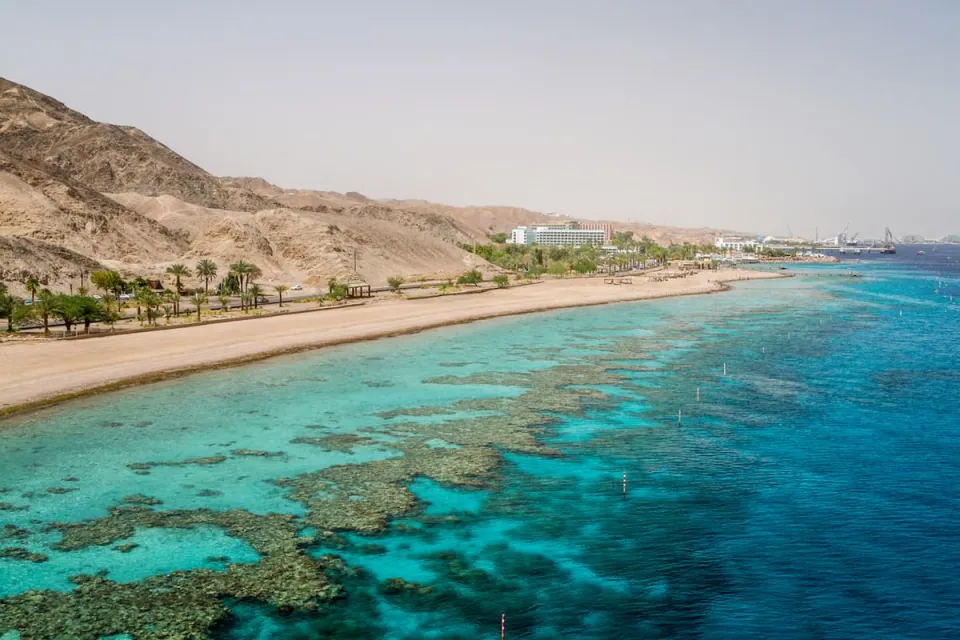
[881, 227, 897, 254]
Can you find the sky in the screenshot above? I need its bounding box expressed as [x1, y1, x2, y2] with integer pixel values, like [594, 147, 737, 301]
[2, 0, 958, 238]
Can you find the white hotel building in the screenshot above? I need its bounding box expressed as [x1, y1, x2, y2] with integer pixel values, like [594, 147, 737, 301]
[509, 221, 610, 247]
[714, 235, 762, 252]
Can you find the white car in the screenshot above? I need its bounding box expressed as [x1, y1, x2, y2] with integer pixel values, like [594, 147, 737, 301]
[291, 284, 302, 291]
[119, 293, 132, 301]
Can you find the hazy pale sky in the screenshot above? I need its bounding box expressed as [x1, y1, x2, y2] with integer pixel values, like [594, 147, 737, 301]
[3, 0, 958, 238]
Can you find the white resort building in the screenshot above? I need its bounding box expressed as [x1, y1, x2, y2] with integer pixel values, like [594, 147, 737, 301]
[509, 221, 610, 247]
[714, 235, 763, 252]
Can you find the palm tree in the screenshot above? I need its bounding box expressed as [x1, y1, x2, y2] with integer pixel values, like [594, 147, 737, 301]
[101, 292, 117, 315]
[195, 259, 218, 294]
[248, 284, 264, 309]
[240, 292, 253, 313]
[161, 289, 177, 317]
[190, 291, 208, 323]
[229, 261, 253, 294]
[273, 284, 289, 307]
[32, 289, 57, 335]
[134, 288, 160, 326]
[24, 276, 40, 304]
[166, 263, 192, 298]
[217, 293, 231, 313]
[0, 284, 16, 332]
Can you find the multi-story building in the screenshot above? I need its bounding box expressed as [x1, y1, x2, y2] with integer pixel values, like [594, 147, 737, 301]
[714, 235, 762, 252]
[509, 221, 609, 247]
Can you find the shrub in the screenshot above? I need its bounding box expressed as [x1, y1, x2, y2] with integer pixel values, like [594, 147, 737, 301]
[456, 269, 483, 286]
[492, 274, 509, 288]
[547, 262, 567, 278]
[327, 279, 349, 301]
[387, 276, 405, 292]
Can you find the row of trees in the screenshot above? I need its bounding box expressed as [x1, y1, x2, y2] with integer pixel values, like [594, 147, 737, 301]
[0, 285, 116, 334]
[464, 232, 718, 276]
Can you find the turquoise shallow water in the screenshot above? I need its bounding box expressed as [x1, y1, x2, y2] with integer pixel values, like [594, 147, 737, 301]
[1, 252, 959, 639]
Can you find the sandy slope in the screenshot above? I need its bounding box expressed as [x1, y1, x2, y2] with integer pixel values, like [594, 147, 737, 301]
[0, 270, 783, 415]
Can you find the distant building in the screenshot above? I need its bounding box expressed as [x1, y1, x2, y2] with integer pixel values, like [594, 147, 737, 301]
[714, 235, 762, 251]
[508, 221, 609, 247]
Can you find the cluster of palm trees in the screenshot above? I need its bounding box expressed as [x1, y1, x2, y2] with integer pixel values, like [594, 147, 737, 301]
[2, 257, 305, 334]
[0, 281, 115, 335]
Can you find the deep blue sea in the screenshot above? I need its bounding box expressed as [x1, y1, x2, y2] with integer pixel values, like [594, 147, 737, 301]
[1, 247, 958, 639]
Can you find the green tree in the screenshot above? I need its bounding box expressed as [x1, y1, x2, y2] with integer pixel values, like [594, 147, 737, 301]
[0, 284, 18, 332]
[71, 296, 106, 333]
[32, 289, 58, 335]
[161, 290, 177, 317]
[533, 247, 545, 267]
[273, 284, 289, 307]
[492, 274, 509, 288]
[221, 273, 241, 296]
[387, 276, 404, 293]
[24, 276, 40, 304]
[90, 270, 123, 299]
[190, 291, 208, 322]
[229, 261, 254, 300]
[326, 279, 348, 301]
[547, 262, 568, 278]
[572, 258, 597, 275]
[248, 284, 264, 309]
[133, 288, 160, 326]
[217, 293, 231, 312]
[166, 263, 191, 293]
[489, 232, 507, 243]
[195, 259, 218, 294]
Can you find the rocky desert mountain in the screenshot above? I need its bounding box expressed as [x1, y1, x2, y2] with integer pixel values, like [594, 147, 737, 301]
[0, 76, 725, 294]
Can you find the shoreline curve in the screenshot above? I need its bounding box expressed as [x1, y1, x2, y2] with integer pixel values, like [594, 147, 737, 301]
[0, 271, 785, 420]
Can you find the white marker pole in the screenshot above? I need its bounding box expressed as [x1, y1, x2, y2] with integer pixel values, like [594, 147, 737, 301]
[696, 387, 700, 402]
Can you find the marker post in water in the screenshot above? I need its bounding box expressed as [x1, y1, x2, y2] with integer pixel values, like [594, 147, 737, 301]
[696, 387, 700, 402]
[678, 409, 682, 425]
[723, 362, 727, 376]
[501, 613, 505, 640]
[622, 472, 627, 496]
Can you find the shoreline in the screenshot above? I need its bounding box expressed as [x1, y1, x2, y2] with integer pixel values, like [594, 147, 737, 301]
[0, 270, 785, 419]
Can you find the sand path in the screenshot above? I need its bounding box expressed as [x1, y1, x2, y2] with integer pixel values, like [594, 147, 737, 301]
[0, 270, 782, 415]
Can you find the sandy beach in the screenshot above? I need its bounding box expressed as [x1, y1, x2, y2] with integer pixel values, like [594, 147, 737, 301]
[0, 270, 783, 416]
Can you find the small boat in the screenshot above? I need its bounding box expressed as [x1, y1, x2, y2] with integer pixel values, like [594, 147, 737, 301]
[917, 250, 926, 255]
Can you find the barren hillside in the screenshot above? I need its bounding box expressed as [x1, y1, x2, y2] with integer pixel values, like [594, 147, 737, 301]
[0, 78, 272, 212]
[110, 193, 493, 286]
[0, 76, 732, 294]
[0, 149, 187, 280]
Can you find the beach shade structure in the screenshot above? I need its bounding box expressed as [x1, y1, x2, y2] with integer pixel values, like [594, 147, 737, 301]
[346, 278, 372, 299]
